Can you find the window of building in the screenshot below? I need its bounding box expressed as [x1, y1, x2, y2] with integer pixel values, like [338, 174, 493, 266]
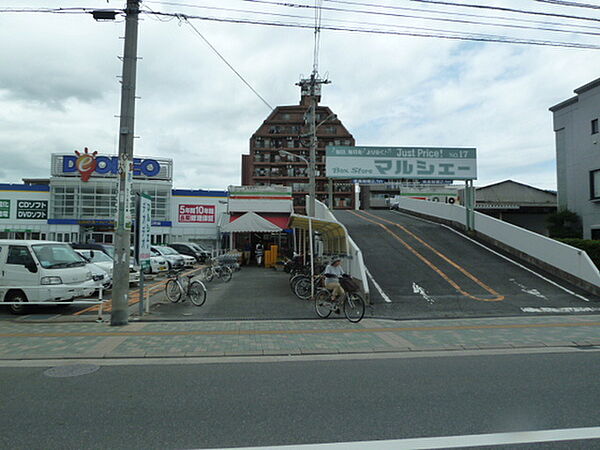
[592, 119, 599, 135]
[590, 169, 600, 200]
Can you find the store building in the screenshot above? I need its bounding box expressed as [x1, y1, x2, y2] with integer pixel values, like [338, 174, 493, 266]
[241, 81, 356, 213]
[550, 77, 600, 239]
[0, 152, 227, 246]
[472, 180, 557, 236]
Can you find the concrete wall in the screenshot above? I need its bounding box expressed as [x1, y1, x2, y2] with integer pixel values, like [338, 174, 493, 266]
[552, 82, 600, 238]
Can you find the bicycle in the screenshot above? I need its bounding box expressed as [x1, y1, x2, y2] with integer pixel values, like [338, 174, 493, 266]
[314, 282, 366, 323]
[202, 260, 233, 283]
[165, 269, 207, 306]
[293, 274, 325, 300]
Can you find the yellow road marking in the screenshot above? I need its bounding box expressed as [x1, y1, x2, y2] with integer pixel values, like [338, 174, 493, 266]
[2, 320, 600, 339]
[350, 210, 503, 302]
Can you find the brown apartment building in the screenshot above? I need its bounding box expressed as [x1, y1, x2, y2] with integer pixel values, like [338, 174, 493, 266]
[241, 87, 356, 213]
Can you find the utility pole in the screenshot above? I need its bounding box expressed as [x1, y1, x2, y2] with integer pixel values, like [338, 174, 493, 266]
[297, 73, 330, 217]
[111, 0, 140, 326]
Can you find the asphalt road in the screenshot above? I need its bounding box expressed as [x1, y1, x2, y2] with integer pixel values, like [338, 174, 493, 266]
[150, 266, 315, 321]
[2, 350, 600, 449]
[335, 209, 600, 319]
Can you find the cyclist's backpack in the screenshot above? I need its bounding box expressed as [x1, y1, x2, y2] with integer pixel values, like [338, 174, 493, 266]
[339, 276, 360, 293]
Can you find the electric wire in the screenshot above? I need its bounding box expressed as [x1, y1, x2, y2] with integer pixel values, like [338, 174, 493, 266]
[407, 0, 600, 23]
[142, 9, 600, 49]
[325, 0, 600, 31]
[177, 15, 274, 111]
[142, 0, 600, 38]
[534, 0, 600, 10]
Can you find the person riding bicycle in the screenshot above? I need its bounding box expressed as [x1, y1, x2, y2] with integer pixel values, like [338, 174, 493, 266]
[323, 257, 345, 303]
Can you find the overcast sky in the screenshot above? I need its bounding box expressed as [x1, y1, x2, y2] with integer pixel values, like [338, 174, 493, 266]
[1, 0, 599, 191]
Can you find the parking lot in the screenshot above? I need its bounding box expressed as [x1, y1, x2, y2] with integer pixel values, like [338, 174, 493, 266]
[1, 266, 318, 322]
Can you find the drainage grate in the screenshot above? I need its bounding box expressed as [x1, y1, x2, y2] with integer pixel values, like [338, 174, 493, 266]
[44, 364, 100, 378]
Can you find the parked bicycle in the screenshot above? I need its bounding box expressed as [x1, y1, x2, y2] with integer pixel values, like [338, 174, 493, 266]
[293, 273, 325, 300]
[314, 275, 365, 323]
[165, 269, 207, 306]
[202, 259, 233, 283]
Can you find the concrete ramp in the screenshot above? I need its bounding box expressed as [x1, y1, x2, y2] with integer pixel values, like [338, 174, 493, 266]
[336, 209, 600, 319]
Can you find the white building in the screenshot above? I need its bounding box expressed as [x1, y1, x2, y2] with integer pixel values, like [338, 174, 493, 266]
[0, 152, 227, 246]
[550, 77, 600, 239]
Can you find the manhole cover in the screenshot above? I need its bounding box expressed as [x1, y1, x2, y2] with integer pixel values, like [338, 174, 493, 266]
[44, 364, 100, 378]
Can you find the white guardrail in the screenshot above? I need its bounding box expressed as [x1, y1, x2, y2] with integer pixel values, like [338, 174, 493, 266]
[314, 200, 371, 300]
[394, 197, 600, 289]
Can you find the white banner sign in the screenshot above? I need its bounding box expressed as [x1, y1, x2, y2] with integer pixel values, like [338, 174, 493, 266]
[326, 146, 477, 180]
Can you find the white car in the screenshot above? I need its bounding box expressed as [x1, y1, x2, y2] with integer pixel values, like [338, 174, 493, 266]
[78, 257, 112, 290]
[75, 250, 113, 279]
[180, 254, 196, 268]
[148, 255, 169, 274]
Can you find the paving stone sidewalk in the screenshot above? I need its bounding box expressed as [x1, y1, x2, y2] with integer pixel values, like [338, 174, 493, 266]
[2, 314, 600, 360]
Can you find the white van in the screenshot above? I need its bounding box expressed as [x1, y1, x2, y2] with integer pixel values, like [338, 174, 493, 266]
[0, 240, 95, 314]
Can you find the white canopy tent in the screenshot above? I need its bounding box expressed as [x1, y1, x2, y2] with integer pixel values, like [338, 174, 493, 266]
[220, 211, 283, 233]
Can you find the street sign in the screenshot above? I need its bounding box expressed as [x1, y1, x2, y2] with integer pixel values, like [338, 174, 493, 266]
[135, 193, 152, 271]
[326, 146, 477, 180]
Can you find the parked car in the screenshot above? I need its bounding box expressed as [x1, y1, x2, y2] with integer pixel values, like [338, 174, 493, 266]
[129, 247, 169, 275]
[70, 242, 115, 258]
[169, 242, 210, 264]
[0, 240, 95, 314]
[189, 242, 212, 262]
[74, 250, 112, 290]
[151, 245, 185, 271]
[72, 243, 140, 285]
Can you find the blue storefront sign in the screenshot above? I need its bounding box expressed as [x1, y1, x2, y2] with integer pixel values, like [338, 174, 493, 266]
[62, 155, 161, 178]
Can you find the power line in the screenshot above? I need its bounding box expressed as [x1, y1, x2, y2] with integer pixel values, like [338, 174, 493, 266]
[406, 0, 600, 23]
[145, 2, 600, 41]
[534, 0, 600, 10]
[142, 10, 600, 49]
[143, 0, 600, 36]
[325, 0, 600, 31]
[240, 0, 600, 36]
[177, 15, 274, 111]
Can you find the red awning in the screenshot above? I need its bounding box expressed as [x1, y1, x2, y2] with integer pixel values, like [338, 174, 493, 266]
[230, 213, 289, 229]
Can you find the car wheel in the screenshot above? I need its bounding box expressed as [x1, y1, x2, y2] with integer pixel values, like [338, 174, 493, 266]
[6, 291, 28, 315]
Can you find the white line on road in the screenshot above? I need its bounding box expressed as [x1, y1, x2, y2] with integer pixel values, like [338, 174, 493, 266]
[521, 306, 600, 313]
[365, 268, 392, 303]
[412, 282, 435, 303]
[223, 426, 600, 449]
[391, 210, 591, 302]
[510, 278, 548, 300]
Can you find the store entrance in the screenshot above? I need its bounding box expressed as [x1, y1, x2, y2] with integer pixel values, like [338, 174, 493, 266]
[81, 226, 114, 244]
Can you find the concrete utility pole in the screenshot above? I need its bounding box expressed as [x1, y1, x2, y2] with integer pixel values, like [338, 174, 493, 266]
[308, 76, 317, 218]
[111, 0, 140, 326]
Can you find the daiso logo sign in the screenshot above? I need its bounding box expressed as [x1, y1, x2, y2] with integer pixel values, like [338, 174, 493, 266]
[178, 204, 216, 223]
[63, 151, 161, 181]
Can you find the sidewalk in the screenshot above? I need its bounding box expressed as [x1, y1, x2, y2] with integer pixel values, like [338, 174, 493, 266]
[2, 314, 600, 360]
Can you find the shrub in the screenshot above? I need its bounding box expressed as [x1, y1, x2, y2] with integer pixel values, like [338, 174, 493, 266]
[557, 238, 600, 269]
[547, 209, 583, 239]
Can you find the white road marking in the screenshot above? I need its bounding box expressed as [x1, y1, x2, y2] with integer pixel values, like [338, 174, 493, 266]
[412, 282, 435, 303]
[391, 210, 591, 302]
[521, 306, 600, 313]
[221, 426, 600, 449]
[510, 278, 548, 300]
[365, 268, 392, 303]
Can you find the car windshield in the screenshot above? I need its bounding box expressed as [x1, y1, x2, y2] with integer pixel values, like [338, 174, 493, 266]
[32, 243, 86, 269]
[103, 245, 115, 258]
[157, 246, 178, 255]
[190, 243, 206, 252]
[79, 249, 113, 263]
